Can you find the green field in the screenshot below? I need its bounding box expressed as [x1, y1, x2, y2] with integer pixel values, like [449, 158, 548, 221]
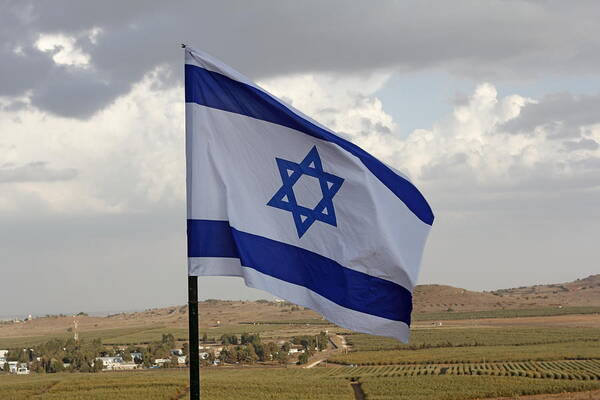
[345, 327, 600, 351]
[315, 359, 600, 380]
[1, 365, 599, 400]
[412, 306, 600, 321]
[3, 307, 600, 399]
[329, 340, 600, 365]
[359, 375, 600, 400]
[0, 369, 355, 400]
[0, 324, 295, 348]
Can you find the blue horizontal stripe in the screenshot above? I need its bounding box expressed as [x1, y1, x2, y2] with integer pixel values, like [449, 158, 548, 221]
[187, 219, 412, 324]
[185, 64, 434, 226]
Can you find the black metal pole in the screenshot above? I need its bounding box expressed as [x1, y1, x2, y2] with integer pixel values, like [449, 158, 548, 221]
[188, 275, 200, 399]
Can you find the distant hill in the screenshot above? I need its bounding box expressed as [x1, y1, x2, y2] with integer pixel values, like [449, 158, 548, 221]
[413, 274, 600, 313]
[1, 275, 598, 341]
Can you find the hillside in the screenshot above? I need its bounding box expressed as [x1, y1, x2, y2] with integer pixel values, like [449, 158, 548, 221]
[413, 274, 600, 313]
[1, 275, 598, 342]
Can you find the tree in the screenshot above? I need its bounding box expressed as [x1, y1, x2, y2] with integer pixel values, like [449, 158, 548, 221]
[49, 359, 65, 373]
[317, 331, 328, 351]
[79, 360, 91, 373]
[5, 349, 19, 362]
[219, 346, 238, 364]
[202, 332, 208, 343]
[142, 349, 153, 368]
[3, 362, 9, 373]
[220, 334, 239, 345]
[162, 333, 176, 349]
[207, 351, 216, 365]
[254, 343, 266, 361]
[18, 349, 30, 363]
[275, 351, 289, 365]
[93, 358, 104, 372]
[243, 344, 259, 364]
[297, 352, 309, 365]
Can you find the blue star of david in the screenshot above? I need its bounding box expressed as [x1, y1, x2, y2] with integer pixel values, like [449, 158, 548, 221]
[267, 146, 344, 238]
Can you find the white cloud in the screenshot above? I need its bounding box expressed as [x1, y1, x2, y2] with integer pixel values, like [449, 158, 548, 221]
[0, 66, 184, 217]
[35, 33, 91, 67]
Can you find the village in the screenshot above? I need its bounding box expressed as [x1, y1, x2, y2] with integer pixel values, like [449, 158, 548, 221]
[0, 327, 329, 375]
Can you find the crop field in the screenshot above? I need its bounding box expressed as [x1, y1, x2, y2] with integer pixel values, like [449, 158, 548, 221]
[359, 375, 600, 400]
[3, 305, 600, 399]
[310, 360, 600, 380]
[412, 306, 600, 321]
[0, 369, 355, 400]
[2, 364, 600, 400]
[0, 324, 300, 349]
[329, 340, 600, 365]
[344, 327, 600, 351]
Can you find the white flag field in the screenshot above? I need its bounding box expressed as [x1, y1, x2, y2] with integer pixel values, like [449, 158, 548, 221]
[185, 47, 434, 342]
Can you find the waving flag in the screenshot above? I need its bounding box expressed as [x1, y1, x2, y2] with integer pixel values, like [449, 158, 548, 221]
[185, 46, 433, 342]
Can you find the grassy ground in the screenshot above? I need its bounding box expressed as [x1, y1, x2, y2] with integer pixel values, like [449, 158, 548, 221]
[359, 375, 600, 400]
[0, 369, 355, 400]
[2, 365, 599, 399]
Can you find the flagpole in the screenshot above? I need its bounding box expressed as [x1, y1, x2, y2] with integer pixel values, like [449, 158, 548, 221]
[183, 42, 201, 400]
[188, 275, 200, 399]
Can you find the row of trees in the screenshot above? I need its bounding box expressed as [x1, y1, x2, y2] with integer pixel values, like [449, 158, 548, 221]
[292, 332, 328, 351]
[1, 337, 105, 373]
[293, 332, 328, 365]
[217, 333, 290, 365]
[2, 331, 330, 373]
[1, 333, 182, 374]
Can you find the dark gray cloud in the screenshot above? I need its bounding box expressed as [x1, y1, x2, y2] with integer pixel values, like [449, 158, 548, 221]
[3, 0, 600, 118]
[29, 67, 118, 118]
[0, 161, 77, 183]
[563, 138, 599, 151]
[502, 92, 600, 137]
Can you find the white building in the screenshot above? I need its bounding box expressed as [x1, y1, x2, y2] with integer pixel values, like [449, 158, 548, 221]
[95, 356, 124, 371]
[154, 358, 171, 367]
[130, 351, 143, 362]
[6, 361, 29, 374]
[7, 361, 18, 373]
[199, 345, 222, 354]
[16, 363, 29, 375]
[114, 362, 138, 370]
[288, 346, 305, 355]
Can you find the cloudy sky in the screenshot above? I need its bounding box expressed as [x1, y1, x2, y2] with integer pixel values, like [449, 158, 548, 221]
[2, 1, 599, 317]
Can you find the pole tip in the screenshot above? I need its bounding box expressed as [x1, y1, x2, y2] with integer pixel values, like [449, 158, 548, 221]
[181, 43, 187, 48]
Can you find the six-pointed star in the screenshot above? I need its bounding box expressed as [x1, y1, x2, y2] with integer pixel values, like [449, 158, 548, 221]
[267, 146, 344, 238]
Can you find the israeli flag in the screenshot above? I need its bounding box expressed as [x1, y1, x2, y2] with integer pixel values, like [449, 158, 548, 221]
[185, 46, 434, 342]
